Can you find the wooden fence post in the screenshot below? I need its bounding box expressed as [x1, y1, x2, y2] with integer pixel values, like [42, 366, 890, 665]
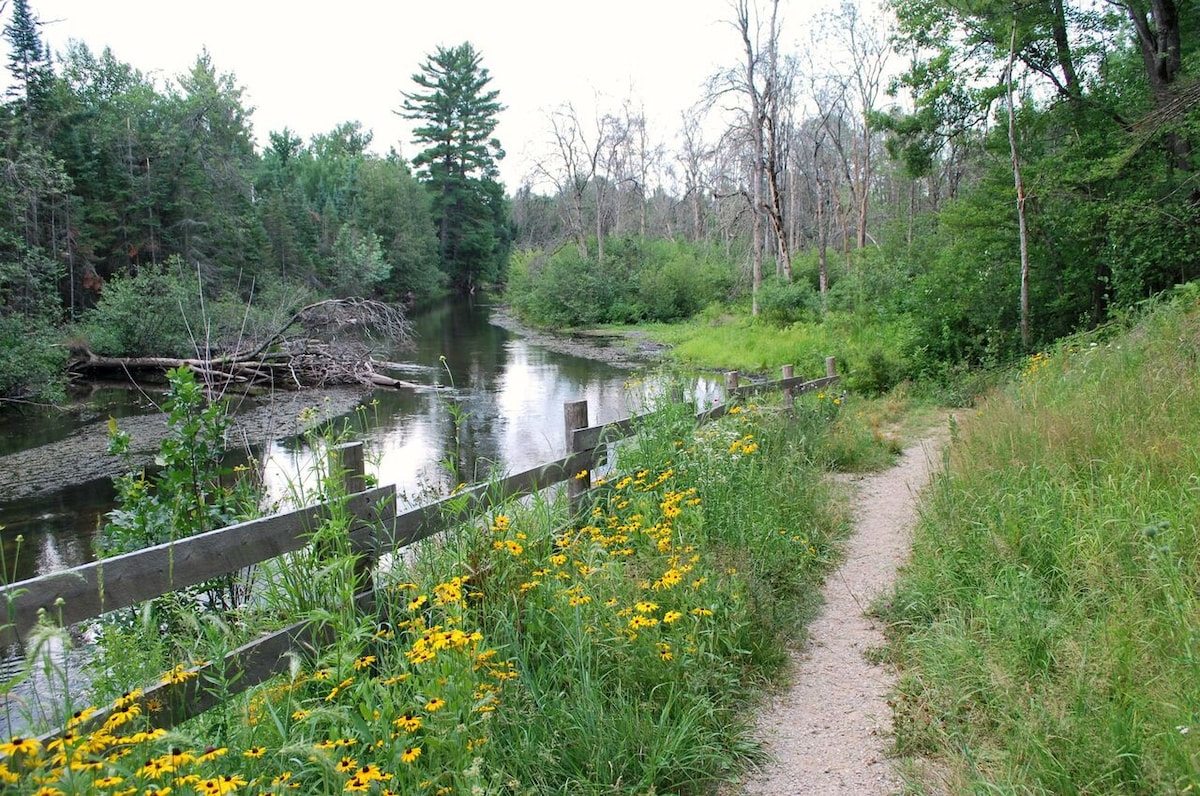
[781, 364, 794, 411]
[332, 441, 367, 495]
[564, 399, 590, 517]
[330, 441, 371, 585]
[724, 370, 740, 401]
[825, 356, 837, 379]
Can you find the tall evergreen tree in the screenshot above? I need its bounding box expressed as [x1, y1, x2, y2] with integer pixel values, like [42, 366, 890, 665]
[2, 0, 54, 130]
[400, 42, 510, 292]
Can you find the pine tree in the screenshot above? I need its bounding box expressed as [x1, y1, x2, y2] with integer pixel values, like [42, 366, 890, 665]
[3, 0, 55, 129]
[400, 42, 509, 292]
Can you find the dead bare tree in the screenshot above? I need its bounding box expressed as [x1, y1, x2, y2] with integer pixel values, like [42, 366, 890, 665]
[814, 0, 891, 254]
[1006, 20, 1031, 348]
[708, 0, 790, 314]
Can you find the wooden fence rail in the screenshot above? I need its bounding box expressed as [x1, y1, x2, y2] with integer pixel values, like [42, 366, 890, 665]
[2, 363, 838, 740]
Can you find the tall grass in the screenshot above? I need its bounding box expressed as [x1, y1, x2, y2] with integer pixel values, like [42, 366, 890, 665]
[643, 310, 918, 395]
[0, 384, 885, 794]
[882, 286, 1200, 793]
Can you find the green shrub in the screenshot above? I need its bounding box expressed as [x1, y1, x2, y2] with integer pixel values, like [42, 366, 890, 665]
[0, 250, 68, 402]
[505, 238, 736, 328]
[81, 258, 203, 356]
[0, 314, 67, 402]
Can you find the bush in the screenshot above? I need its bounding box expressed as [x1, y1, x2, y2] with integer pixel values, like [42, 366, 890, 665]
[757, 275, 820, 327]
[0, 314, 67, 402]
[81, 258, 203, 357]
[0, 252, 68, 402]
[506, 238, 736, 328]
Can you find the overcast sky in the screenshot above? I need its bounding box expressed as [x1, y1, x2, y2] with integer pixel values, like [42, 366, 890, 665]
[20, 0, 839, 189]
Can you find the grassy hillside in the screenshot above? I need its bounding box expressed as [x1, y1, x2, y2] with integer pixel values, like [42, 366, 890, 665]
[883, 285, 1200, 793]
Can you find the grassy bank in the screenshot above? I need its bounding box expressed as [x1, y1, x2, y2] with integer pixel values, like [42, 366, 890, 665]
[636, 309, 919, 397]
[1, 382, 901, 793]
[882, 285, 1200, 793]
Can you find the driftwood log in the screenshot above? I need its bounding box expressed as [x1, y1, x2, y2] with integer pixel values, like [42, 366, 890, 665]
[67, 298, 420, 392]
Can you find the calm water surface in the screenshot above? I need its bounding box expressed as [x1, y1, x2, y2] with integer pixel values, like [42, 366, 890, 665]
[0, 298, 711, 585]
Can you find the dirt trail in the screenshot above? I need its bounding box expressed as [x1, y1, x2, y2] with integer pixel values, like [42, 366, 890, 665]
[739, 423, 950, 796]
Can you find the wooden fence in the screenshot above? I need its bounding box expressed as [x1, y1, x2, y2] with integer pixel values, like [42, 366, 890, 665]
[2, 363, 838, 740]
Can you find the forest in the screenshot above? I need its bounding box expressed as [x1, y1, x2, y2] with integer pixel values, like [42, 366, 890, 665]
[0, 0, 1196, 403]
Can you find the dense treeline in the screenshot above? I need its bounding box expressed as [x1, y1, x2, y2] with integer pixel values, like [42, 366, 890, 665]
[507, 0, 1197, 384]
[0, 0, 508, 401]
[1, 0, 1196, 403]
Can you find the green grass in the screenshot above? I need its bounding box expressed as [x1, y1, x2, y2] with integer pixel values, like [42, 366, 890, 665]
[881, 285, 1200, 794]
[1, 385, 903, 794]
[637, 310, 919, 395]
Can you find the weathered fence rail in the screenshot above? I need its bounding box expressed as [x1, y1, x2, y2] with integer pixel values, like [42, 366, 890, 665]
[2, 363, 838, 740]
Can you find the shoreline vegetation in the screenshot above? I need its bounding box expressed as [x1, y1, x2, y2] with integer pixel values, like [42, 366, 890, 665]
[0, 341, 886, 794]
[883, 286, 1200, 793]
[4, 287, 1199, 793]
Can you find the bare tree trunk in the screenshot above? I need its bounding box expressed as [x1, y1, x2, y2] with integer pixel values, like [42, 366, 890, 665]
[817, 173, 829, 310]
[1007, 21, 1031, 349]
[735, 0, 767, 315]
[762, 0, 792, 281]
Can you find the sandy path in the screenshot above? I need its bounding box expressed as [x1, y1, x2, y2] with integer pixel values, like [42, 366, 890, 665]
[739, 426, 949, 796]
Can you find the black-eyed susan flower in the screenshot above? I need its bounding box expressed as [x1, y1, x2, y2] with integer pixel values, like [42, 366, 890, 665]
[196, 746, 228, 763]
[66, 707, 98, 728]
[243, 746, 267, 759]
[393, 710, 422, 729]
[0, 735, 42, 757]
[355, 763, 391, 782]
[159, 664, 199, 685]
[401, 746, 422, 764]
[425, 697, 446, 712]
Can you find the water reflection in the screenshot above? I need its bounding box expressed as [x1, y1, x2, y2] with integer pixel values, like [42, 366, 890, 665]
[259, 300, 647, 512]
[0, 297, 720, 586]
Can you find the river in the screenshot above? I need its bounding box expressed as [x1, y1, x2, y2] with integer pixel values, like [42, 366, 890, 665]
[0, 296, 713, 587]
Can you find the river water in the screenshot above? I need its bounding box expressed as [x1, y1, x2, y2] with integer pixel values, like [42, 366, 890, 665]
[0, 297, 713, 586]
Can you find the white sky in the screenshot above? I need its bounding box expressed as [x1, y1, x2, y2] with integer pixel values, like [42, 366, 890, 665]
[21, 0, 842, 190]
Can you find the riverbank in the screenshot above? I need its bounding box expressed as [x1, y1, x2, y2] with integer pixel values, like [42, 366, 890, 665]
[0, 387, 373, 502]
[486, 302, 670, 370]
[0, 305, 665, 503]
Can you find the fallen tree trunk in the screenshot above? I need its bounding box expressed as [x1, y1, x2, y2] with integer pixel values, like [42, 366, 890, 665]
[67, 298, 419, 392]
[67, 346, 412, 391]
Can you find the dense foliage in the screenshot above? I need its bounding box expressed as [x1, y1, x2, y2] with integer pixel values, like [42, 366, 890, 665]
[505, 237, 736, 327]
[0, 2, 508, 402]
[883, 285, 1200, 792]
[0, 0, 1196, 406]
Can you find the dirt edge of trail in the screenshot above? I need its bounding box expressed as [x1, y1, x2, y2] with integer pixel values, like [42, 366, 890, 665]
[735, 419, 953, 796]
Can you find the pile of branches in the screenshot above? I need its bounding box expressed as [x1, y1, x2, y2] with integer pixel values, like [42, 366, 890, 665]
[69, 298, 418, 392]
